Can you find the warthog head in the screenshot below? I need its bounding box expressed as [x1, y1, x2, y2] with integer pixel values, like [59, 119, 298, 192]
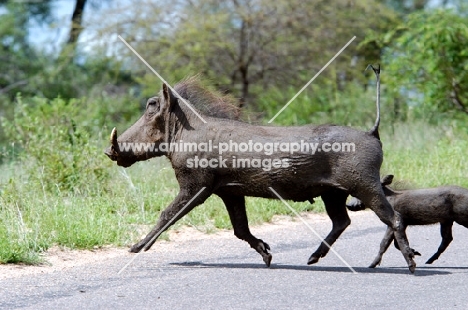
[105, 84, 177, 167]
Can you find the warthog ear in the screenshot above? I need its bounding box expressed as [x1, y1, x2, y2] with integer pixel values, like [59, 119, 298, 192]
[381, 175, 394, 186]
[162, 83, 177, 112]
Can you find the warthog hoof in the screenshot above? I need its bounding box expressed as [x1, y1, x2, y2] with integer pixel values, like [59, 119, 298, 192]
[425, 258, 436, 264]
[263, 253, 272, 267]
[368, 258, 381, 268]
[258, 241, 272, 267]
[307, 255, 320, 265]
[130, 241, 146, 253]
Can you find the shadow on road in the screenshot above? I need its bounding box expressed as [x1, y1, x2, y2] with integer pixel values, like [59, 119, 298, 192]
[170, 261, 451, 276]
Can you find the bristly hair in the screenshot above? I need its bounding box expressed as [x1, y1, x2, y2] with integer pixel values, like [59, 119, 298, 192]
[167, 75, 242, 120]
[380, 172, 416, 191]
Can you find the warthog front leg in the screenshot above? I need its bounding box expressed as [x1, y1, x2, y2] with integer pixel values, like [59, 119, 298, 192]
[393, 235, 421, 256]
[426, 221, 453, 264]
[130, 187, 211, 253]
[219, 194, 272, 267]
[371, 223, 422, 268]
[369, 226, 394, 268]
[370, 203, 416, 272]
[391, 212, 416, 271]
[308, 190, 350, 265]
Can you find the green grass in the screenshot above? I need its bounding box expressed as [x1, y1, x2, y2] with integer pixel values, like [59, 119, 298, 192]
[381, 121, 468, 188]
[1, 120, 468, 264]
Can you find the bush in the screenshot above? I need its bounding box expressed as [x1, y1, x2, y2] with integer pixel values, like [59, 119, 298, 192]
[1, 96, 113, 194]
[362, 9, 468, 122]
[255, 80, 394, 129]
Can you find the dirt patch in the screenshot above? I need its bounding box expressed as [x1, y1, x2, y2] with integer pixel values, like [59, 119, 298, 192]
[0, 212, 333, 279]
[0, 246, 128, 280]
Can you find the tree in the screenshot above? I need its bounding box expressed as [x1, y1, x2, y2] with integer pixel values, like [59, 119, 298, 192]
[0, 3, 43, 99]
[379, 9, 468, 117]
[67, 0, 88, 46]
[99, 0, 398, 108]
[376, 0, 429, 13]
[0, 0, 52, 22]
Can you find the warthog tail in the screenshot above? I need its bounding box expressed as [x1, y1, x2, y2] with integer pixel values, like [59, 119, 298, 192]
[367, 64, 381, 140]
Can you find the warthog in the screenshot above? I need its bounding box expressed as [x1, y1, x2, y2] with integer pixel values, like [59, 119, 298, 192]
[347, 174, 468, 267]
[105, 74, 416, 272]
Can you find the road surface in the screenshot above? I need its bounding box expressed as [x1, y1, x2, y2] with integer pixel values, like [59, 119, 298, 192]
[1, 211, 468, 309]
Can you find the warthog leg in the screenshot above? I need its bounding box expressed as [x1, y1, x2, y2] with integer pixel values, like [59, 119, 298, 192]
[369, 226, 394, 268]
[308, 190, 350, 265]
[369, 223, 422, 268]
[426, 221, 454, 264]
[370, 203, 416, 272]
[219, 194, 272, 267]
[393, 235, 421, 256]
[130, 187, 211, 253]
[389, 211, 416, 271]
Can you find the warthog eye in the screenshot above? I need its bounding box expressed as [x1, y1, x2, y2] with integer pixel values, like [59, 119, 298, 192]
[145, 97, 161, 121]
[146, 97, 158, 106]
[146, 97, 160, 112]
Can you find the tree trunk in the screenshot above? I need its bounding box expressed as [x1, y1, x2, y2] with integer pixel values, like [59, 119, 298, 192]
[59, 0, 87, 60]
[238, 19, 249, 108]
[240, 67, 249, 108]
[67, 0, 87, 45]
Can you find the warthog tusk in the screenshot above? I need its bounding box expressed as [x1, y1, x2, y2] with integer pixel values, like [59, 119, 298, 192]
[110, 127, 119, 152]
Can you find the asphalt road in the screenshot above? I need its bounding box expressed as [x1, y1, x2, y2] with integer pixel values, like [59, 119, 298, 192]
[2, 211, 468, 309]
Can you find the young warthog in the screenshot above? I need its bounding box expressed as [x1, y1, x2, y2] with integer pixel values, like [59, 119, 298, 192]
[347, 174, 468, 267]
[104, 74, 416, 272]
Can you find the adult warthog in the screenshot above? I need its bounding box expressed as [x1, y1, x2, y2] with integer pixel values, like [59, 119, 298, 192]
[105, 75, 416, 272]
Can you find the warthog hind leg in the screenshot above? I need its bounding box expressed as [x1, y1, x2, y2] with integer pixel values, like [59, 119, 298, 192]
[308, 190, 350, 265]
[426, 221, 453, 264]
[220, 194, 272, 267]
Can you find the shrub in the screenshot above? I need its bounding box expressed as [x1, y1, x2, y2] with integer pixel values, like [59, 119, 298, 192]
[1, 95, 112, 194]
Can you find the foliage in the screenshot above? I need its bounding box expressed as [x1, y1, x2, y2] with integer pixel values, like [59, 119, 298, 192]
[0, 2, 136, 153]
[0, 177, 133, 264]
[381, 121, 468, 188]
[0, 0, 52, 23]
[97, 0, 398, 108]
[1, 96, 115, 194]
[377, 0, 429, 13]
[0, 4, 42, 101]
[254, 78, 398, 130]
[363, 9, 468, 121]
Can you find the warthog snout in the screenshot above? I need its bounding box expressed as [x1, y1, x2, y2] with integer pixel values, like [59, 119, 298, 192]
[104, 127, 138, 168]
[104, 148, 117, 161]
